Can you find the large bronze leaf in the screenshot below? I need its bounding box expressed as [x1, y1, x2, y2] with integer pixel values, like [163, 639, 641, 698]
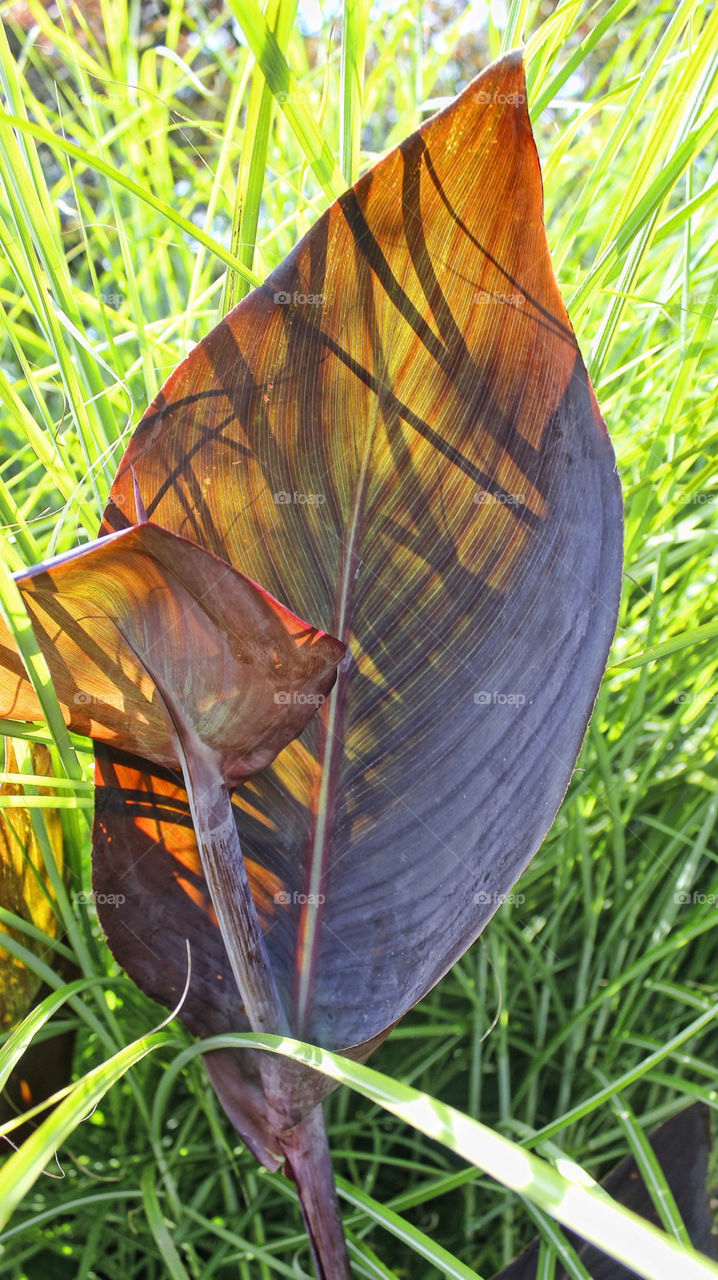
[94, 49, 622, 1122]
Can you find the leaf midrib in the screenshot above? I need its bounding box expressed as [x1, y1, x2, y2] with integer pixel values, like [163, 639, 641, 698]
[293, 413, 378, 1036]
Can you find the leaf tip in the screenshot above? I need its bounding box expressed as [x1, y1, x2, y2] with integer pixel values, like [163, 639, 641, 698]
[130, 466, 149, 525]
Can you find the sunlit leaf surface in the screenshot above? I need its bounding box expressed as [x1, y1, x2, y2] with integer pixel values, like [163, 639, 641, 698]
[92, 50, 623, 1133]
[0, 522, 344, 779]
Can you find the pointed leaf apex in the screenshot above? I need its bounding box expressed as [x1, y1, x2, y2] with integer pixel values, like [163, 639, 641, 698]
[130, 466, 148, 524]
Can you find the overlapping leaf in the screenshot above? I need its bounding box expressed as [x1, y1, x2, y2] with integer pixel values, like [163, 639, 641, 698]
[92, 48, 623, 1131]
[0, 522, 344, 777]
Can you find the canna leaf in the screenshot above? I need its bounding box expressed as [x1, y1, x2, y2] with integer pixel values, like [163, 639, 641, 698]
[94, 48, 623, 1126]
[0, 48, 625, 1277]
[0, 521, 345, 779]
[0, 518, 345, 1148]
[75, 55, 626, 1276]
[0, 519, 346, 1177]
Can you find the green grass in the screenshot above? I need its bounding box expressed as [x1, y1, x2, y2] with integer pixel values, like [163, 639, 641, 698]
[0, 0, 717, 1276]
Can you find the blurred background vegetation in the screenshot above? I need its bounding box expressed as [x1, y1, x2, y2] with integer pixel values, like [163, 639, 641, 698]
[0, 0, 716, 1276]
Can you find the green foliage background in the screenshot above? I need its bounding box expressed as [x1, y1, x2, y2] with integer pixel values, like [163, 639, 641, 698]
[0, 0, 716, 1276]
